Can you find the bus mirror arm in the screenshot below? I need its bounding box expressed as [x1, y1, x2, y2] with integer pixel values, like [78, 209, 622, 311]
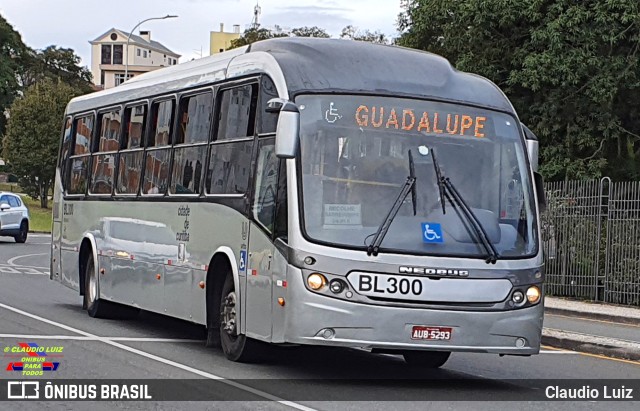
[274, 100, 300, 159]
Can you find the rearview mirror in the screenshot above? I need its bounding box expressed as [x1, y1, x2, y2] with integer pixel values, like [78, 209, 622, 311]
[0, 203, 10, 211]
[272, 99, 300, 159]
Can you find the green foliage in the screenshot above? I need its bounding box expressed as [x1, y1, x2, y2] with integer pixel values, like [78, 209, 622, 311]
[397, 0, 640, 181]
[0, 15, 28, 137]
[291, 26, 330, 38]
[3, 79, 85, 208]
[20, 46, 93, 92]
[340, 25, 390, 44]
[229, 27, 288, 49]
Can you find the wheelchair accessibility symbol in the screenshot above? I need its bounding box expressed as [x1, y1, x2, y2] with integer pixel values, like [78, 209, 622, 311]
[325, 102, 343, 123]
[239, 250, 247, 273]
[421, 223, 444, 243]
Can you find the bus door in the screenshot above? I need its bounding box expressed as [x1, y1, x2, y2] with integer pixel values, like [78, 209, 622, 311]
[245, 138, 279, 340]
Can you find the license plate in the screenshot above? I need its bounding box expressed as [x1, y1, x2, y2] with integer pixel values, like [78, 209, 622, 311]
[348, 272, 428, 300]
[411, 326, 452, 341]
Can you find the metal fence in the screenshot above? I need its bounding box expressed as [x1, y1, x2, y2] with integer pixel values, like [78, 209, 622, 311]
[542, 178, 640, 306]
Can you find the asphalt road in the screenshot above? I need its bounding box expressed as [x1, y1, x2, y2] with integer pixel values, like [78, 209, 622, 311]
[0, 234, 638, 410]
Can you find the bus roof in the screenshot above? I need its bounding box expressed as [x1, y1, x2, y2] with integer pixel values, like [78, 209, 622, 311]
[67, 38, 513, 114]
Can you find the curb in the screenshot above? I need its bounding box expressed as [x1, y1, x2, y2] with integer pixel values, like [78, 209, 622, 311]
[545, 307, 640, 326]
[28, 231, 50, 234]
[542, 329, 640, 362]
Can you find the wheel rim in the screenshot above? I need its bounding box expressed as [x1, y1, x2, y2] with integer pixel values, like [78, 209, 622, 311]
[88, 266, 97, 304]
[221, 291, 237, 337]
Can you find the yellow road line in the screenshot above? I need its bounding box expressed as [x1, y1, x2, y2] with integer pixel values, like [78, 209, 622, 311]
[546, 313, 640, 328]
[542, 345, 640, 366]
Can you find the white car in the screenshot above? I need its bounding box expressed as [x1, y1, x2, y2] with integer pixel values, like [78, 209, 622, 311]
[0, 192, 30, 243]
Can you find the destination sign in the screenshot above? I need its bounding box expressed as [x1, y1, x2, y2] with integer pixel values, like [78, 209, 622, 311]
[355, 105, 487, 138]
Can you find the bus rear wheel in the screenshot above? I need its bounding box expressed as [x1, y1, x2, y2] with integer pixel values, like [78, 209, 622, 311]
[219, 274, 263, 362]
[403, 350, 451, 368]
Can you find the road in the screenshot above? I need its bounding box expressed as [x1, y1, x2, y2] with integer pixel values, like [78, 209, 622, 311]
[0, 235, 638, 410]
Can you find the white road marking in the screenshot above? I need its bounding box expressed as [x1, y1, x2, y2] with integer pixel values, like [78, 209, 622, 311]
[0, 334, 203, 342]
[27, 234, 51, 238]
[0, 302, 316, 411]
[7, 253, 47, 266]
[0, 264, 48, 275]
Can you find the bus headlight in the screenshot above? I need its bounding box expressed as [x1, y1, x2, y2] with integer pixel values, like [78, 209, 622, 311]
[512, 290, 525, 304]
[526, 286, 541, 304]
[307, 273, 327, 290]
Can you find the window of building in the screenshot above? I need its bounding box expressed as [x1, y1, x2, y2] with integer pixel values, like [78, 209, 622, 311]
[101, 45, 112, 64]
[216, 84, 257, 140]
[114, 73, 133, 86]
[110, 33, 118, 41]
[122, 104, 146, 149]
[73, 115, 94, 155]
[137, 48, 141, 57]
[117, 151, 144, 194]
[149, 99, 174, 146]
[170, 146, 207, 194]
[143, 50, 148, 58]
[97, 110, 121, 152]
[206, 140, 253, 195]
[113, 45, 123, 65]
[176, 92, 213, 144]
[89, 154, 115, 194]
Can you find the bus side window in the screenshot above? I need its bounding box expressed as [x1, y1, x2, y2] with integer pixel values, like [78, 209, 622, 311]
[90, 109, 121, 195]
[116, 104, 146, 195]
[59, 117, 73, 190]
[143, 99, 174, 195]
[216, 84, 257, 141]
[258, 76, 278, 135]
[253, 138, 278, 232]
[67, 114, 95, 195]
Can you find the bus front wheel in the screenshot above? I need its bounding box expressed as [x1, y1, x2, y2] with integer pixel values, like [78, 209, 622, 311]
[219, 274, 263, 362]
[403, 350, 451, 368]
[84, 256, 109, 318]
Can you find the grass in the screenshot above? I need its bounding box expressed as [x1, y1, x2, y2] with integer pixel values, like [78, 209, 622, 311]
[21, 196, 52, 233]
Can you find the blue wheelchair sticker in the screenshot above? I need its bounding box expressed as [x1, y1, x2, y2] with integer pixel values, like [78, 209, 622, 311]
[421, 223, 444, 243]
[239, 250, 247, 273]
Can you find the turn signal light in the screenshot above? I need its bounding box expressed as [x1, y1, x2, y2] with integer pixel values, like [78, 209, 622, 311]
[526, 286, 541, 304]
[307, 273, 327, 290]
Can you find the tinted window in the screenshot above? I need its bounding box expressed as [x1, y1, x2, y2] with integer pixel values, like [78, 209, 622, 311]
[176, 92, 213, 144]
[74, 115, 94, 155]
[90, 154, 115, 194]
[117, 151, 143, 194]
[170, 146, 207, 194]
[8, 196, 21, 207]
[253, 139, 278, 231]
[143, 149, 170, 195]
[97, 110, 121, 152]
[149, 100, 174, 146]
[68, 156, 89, 194]
[61, 117, 73, 165]
[259, 76, 278, 134]
[123, 104, 146, 149]
[113, 45, 123, 65]
[101, 45, 111, 64]
[0, 195, 9, 205]
[216, 85, 257, 140]
[206, 141, 253, 195]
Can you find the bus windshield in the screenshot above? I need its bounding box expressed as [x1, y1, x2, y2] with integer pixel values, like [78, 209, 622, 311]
[297, 94, 538, 259]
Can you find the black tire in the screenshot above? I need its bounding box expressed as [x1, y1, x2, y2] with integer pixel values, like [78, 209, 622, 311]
[219, 274, 263, 362]
[14, 221, 28, 243]
[403, 351, 451, 368]
[84, 255, 110, 318]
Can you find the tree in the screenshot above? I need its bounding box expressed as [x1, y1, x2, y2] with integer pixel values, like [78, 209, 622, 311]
[398, 0, 640, 181]
[291, 26, 330, 38]
[229, 27, 288, 49]
[340, 25, 390, 44]
[0, 15, 28, 137]
[3, 79, 85, 208]
[20, 46, 93, 91]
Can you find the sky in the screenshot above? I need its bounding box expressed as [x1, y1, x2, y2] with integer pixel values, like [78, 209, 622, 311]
[0, 0, 404, 66]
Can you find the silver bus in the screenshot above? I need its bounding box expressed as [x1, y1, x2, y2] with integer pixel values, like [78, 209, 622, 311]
[51, 38, 546, 367]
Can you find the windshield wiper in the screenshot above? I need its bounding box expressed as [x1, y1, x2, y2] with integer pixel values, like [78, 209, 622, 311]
[430, 148, 499, 264]
[366, 150, 417, 256]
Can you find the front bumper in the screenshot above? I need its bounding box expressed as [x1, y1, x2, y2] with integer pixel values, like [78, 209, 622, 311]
[283, 268, 544, 355]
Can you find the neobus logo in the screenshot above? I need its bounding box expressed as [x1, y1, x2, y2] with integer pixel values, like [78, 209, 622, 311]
[399, 266, 469, 277]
